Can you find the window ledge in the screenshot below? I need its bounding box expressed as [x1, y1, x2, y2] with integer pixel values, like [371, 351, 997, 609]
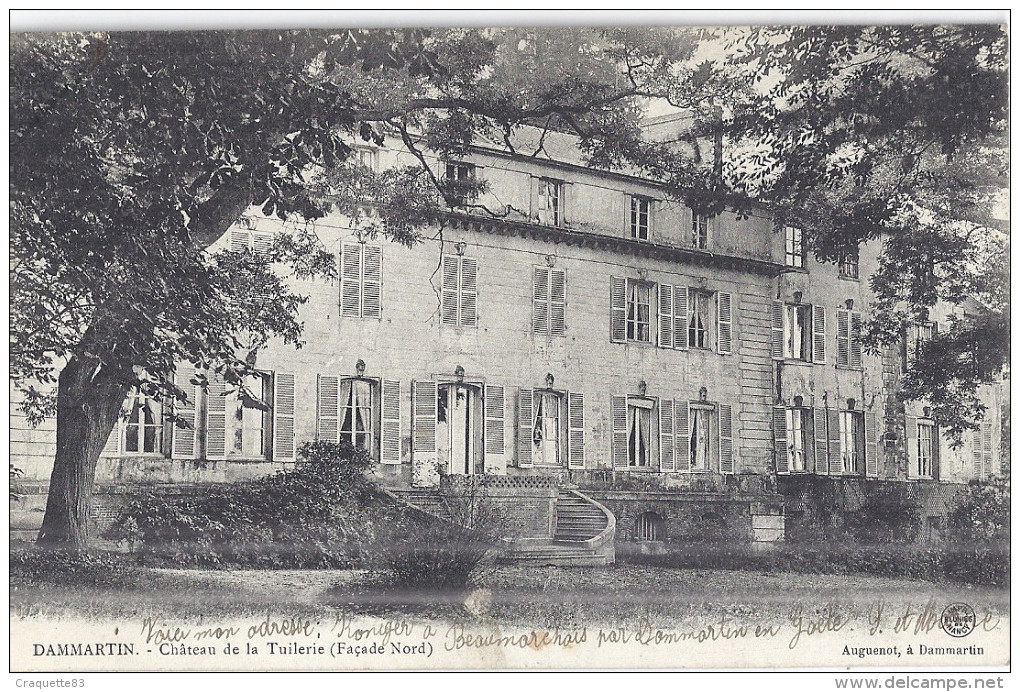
[838, 275, 860, 282]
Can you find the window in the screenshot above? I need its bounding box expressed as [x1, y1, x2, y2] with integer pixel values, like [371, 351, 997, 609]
[441, 255, 478, 327]
[786, 408, 810, 472]
[626, 281, 652, 342]
[901, 320, 937, 372]
[688, 291, 711, 349]
[340, 242, 382, 318]
[339, 378, 375, 452]
[917, 420, 935, 478]
[229, 228, 274, 255]
[839, 248, 860, 279]
[627, 397, 654, 467]
[356, 147, 378, 172]
[785, 226, 804, 268]
[688, 404, 715, 470]
[630, 196, 651, 240]
[537, 178, 562, 226]
[229, 376, 271, 459]
[533, 266, 566, 337]
[445, 162, 477, 205]
[124, 394, 162, 454]
[836, 309, 863, 368]
[785, 304, 812, 361]
[839, 411, 864, 474]
[532, 390, 562, 466]
[438, 382, 482, 475]
[445, 162, 474, 182]
[692, 213, 709, 249]
[636, 512, 665, 541]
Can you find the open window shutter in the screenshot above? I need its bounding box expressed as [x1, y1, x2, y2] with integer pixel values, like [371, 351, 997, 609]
[533, 266, 549, 336]
[850, 311, 863, 369]
[658, 398, 675, 471]
[905, 415, 918, 478]
[484, 384, 505, 468]
[460, 257, 478, 326]
[517, 388, 534, 468]
[230, 229, 249, 252]
[411, 380, 437, 456]
[657, 283, 674, 349]
[170, 371, 198, 460]
[340, 242, 363, 318]
[611, 395, 628, 468]
[101, 409, 123, 457]
[560, 182, 571, 227]
[272, 373, 296, 462]
[836, 309, 850, 366]
[206, 379, 228, 460]
[717, 291, 733, 354]
[362, 245, 382, 319]
[251, 230, 274, 255]
[380, 379, 401, 464]
[812, 305, 826, 363]
[316, 375, 339, 442]
[827, 409, 841, 474]
[550, 268, 566, 336]
[441, 256, 459, 325]
[972, 430, 983, 478]
[675, 402, 690, 471]
[932, 424, 941, 480]
[674, 285, 689, 350]
[813, 408, 828, 475]
[719, 403, 734, 473]
[982, 423, 993, 477]
[567, 391, 585, 469]
[529, 176, 541, 222]
[864, 410, 878, 477]
[610, 276, 626, 343]
[771, 301, 785, 359]
[774, 407, 789, 474]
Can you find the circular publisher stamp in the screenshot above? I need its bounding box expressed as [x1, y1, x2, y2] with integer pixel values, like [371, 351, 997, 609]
[940, 603, 977, 638]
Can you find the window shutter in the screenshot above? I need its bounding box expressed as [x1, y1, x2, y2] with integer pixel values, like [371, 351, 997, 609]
[812, 305, 826, 363]
[674, 285, 689, 350]
[932, 423, 941, 481]
[560, 181, 571, 227]
[411, 380, 437, 455]
[533, 266, 549, 336]
[771, 301, 785, 359]
[251, 230, 274, 255]
[972, 430, 983, 478]
[658, 398, 675, 472]
[517, 388, 534, 468]
[611, 395, 628, 469]
[206, 379, 228, 460]
[658, 283, 674, 349]
[719, 403, 734, 473]
[380, 379, 401, 464]
[905, 415, 919, 479]
[460, 257, 478, 327]
[826, 409, 841, 475]
[341, 242, 363, 318]
[441, 256, 459, 325]
[170, 370, 197, 460]
[864, 410, 878, 477]
[484, 384, 506, 471]
[675, 402, 690, 471]
[774, 407, 789, 474]
[529, 176, 541, 222]
[813, 408, 828, 475]
[850, 311, 863, 369]
[836, 309, 850, 366]
[717, 291, 733, 354]
[982, 423, 993, 477]
[101, 410, 122, 457]
[567, 391, 585, 469]
[610, 276, 627, 343]
[316, 375, 339, 442]
[230, 229, 248, 252]
[362, 245, 382, 319]
[550, 268, 566, 337]
[272, 373, 296, 462]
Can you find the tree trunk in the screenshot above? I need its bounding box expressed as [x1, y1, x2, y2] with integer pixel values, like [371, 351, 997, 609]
[36, 355, 129, 550]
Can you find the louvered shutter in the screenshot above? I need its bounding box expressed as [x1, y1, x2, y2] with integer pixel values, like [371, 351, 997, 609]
[812, 305, 826, 363]
[675, 402, 690, 471]
[972, 430, 983, 478]
[316, 375, 339, 442]
[251, 230, 274, 255]
[717, 291, 733, 354]
[529, 176, 541, 222]
[905, 415, 919, 478]
[774, 407, 789, 474]
[658, 283, 674, 349]
[460, 257, 478, 326]
[567, 391, 585, 469]
[206, 379, 228, 460]
[517, 388, 534, 468]
[771, 301, 785, 359]
[341, 242, 363, 318]
[850, 311, 863, 369]
[836, 309, 850, 366]
[719, 403, 734, 473]
[229, 229, 248, 252]
[864, 410, 878, 477]
[533, 266, 549, 336]
[362, 245, 382, 318]
[380, 379, 401, 464]
[658, 398, 675, 471]
[813, 408, 828, 475]
[441, 256, 459, 325]
[101, 408, 123, 457]
[272, 373, 296, 462]
[827, 409, 841, 474]
[611, 395, 628, 468]
[550, 269, 566, 337]
[170, 371, 198, 460]
[610, 276, 627, 343]
[932, 423, 941, 481]
[411, 380, 437, 455]
[674, 285, 689, 350]
[982, 423, 993, 477]
[484, 384, 506, 473]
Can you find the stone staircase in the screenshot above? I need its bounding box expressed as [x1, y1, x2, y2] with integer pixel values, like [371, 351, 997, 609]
[498, 489, 616, 567]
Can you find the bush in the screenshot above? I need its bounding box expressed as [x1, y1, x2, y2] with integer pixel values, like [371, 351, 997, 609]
[10, 545, 133, 588]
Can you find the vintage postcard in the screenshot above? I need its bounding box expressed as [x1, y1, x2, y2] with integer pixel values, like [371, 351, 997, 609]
[9, 10, 1010, 678]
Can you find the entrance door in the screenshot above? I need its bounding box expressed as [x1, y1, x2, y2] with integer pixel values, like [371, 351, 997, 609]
[438, 383, 477, 475]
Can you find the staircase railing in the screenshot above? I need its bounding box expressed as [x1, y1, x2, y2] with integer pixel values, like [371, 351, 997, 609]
[561, 489, 616, 562]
